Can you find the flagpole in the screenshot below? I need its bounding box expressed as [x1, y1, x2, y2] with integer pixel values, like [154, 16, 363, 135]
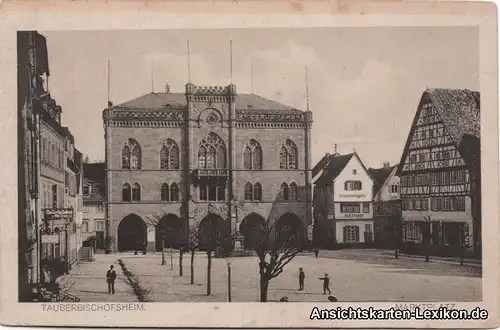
[187, 40, 191, 83]
[230, 40, 233, 84]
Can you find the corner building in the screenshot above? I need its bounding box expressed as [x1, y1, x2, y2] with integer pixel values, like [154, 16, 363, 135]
[103, 83, 313, 252]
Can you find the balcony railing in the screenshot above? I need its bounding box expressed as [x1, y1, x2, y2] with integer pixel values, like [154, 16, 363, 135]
[194, 169, 229, 178]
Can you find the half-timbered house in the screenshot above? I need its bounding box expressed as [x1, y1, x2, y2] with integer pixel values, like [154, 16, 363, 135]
[397, 88, 480, 255]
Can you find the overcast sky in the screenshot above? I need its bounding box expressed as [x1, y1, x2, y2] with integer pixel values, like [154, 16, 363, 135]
[41, 26, 478, 169]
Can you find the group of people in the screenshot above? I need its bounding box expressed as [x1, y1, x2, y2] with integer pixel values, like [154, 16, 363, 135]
[298, 267, 332, 295]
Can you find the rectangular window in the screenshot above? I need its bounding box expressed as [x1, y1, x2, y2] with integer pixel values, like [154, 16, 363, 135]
[83, 185, 90, 196]
[451, 171, 458, 184]
[421, 198, 428, 211]
[458, 170, 467, 183]
[431, 173, 438, 185]
[343, 225, 359, 243]
[200, 182, 225, 201]
[442, 197, 450, 211]
[83, 220, 89, 232]
[95, 220, 105, 231]
[363, 203, 370, 213]
[340, 203, 360, 213]
[97, 204, 104, 213]
[442, 172, 450, 185]
[409, 154, 416, 163]
[51, 185, 57, 209]
[365, 224, 372, 232]
[415, 198, 421, 210]
[389, 184, 399, 194]
[455, 196, 465, 211]
[431, 198, 438, 211]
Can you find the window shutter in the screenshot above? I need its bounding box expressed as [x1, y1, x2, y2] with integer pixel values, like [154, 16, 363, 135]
[343, 226, 347, 242]
[355, 226, 360, 242]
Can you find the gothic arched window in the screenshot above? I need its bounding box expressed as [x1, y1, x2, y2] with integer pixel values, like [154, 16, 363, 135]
[253, 182, 262, 201]
[122, 139, 142, 170]
[244, 139, 263, 170]
[160, 139, 180, 170]
[279, 139, 298, 169]
[289, 182, 298, 200]
[244, 182, 253, 201]
[131, 183, 141, 201]
[280, 182, 289, 201]
[122, 183, 131, 202]
[198, 133, 226, 169]
[161, 183, 169, 201]
[122, 145, 131, 169]
[170, 182, 179, 202]
[130, 140, 142, 170]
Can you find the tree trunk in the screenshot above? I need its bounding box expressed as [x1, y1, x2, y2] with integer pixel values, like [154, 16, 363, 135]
[161, 239, 165, 265]
[260, 276, 269, 302]
[207, 251, 212, 296]
[179, 249, 184, 276]
[190, 250, 195, 284]
[170, 246, 173, 271]
[259, 261, 269, 302]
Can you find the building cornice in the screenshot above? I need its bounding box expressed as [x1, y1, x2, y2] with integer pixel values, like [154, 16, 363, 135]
[103, 108, 313, 128]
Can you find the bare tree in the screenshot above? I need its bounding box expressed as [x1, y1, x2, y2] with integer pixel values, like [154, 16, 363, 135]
[389, 215, 403, 259]
[145, 213, 166, 265]
[246, 219, 300, 302]
[146, 212, 184, 271]
[186, 224, 200, 284]
[198, 217, 236, 296]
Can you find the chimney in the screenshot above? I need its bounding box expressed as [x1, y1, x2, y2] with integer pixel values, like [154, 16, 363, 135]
[383, 161, 390, 168]
[165, 84, 171, 93]
[334, 144, 338, 154]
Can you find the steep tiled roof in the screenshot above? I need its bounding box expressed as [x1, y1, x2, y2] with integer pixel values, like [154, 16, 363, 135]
[113, 92, 297, 111]
[314, 153, 354, 184]
[368, 165, 396, 197]
[397, 88, 480, 174]
[426, 88, 480, 144]
[312, 153, 336, 178]
[83, 162, 105, 183]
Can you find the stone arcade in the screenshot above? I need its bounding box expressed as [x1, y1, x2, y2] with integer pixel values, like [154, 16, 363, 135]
[103, 83, 313, 252]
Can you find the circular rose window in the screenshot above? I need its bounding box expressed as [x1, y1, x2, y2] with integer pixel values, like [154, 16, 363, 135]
[205, 111, 220, 126]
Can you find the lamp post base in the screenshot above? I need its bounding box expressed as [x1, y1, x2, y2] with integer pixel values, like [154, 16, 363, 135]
[233, 234, 244, 252]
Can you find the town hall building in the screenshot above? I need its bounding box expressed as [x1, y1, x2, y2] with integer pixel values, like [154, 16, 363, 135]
[102, 83, 313, 252]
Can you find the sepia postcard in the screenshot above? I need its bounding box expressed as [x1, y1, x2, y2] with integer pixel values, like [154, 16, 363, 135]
[0, 0, 499, 328]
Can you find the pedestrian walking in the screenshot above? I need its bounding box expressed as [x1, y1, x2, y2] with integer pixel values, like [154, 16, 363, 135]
[314, 249, 319, 258]
[106, 265, 117, 294]
[318, 273, 331, 295]
[298, 267, 305, 291]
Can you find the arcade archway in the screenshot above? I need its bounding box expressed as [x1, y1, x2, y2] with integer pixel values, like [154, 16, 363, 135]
[276, 213, 304, 249]
[118, 214, 147, 252]
[155, 214, 184, 251]
[239, 213, 266, 250]
[198, 214, 230, 252]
